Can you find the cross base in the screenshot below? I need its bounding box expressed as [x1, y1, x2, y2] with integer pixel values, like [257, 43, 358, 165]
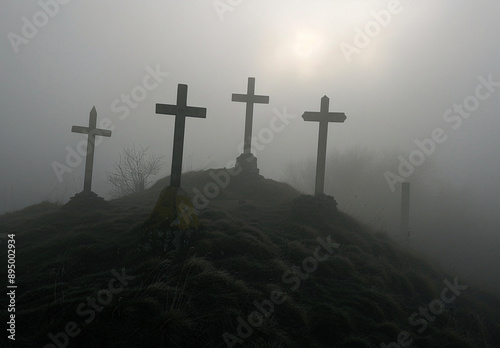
[63, 191, 107, 211]
[235, 153, 260, 175]
[143, 186, 200, 231]
[139, 186, 199, 254]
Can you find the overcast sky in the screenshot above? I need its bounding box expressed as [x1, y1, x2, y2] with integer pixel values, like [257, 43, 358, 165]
[0, 0, 499, 215]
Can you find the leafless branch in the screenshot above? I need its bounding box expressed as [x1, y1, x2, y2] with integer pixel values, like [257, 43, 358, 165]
[107, 145, 165, 198]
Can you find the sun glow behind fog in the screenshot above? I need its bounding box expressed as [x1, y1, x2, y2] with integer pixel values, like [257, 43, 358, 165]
[265, 1, 383, 79]
[293, 30, 324, 60]
[289, 29, 327, 76]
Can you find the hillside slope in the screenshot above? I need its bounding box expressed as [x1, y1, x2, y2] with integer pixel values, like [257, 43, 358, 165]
[1, 170, 499, 347]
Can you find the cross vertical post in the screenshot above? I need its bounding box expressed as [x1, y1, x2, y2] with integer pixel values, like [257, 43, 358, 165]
[171, 85, 188, 188]
[302, 96, 346, 196]
[156, 84, 207, 188]
[71, 106, 112, 193]
[316, 96, 330, 197]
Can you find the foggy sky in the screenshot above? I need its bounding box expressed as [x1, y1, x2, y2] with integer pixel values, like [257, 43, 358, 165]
[1, 0, 499, 217]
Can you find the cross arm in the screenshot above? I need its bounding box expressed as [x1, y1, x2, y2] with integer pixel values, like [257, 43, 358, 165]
[156, 104, 207, 119]
[71, 126, 112, 137]
[71, 126, 88, 134]
[231, 94, 270, 104]
[302, 112, 347, 123]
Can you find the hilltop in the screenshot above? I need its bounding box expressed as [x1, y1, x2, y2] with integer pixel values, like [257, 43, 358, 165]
[1, 169, 499, 347]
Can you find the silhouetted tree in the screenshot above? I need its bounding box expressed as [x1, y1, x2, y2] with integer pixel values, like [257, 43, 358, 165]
[107, 145, 164, 198]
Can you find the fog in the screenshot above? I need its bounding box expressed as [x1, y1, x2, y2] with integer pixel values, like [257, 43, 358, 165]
[1, 1, 499, 288]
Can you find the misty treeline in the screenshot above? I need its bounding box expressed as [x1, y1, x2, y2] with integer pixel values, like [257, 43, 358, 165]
[284, 147, 500, 290]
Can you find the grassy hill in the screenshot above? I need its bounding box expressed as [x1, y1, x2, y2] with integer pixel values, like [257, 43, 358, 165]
[1, 170, 499, 347]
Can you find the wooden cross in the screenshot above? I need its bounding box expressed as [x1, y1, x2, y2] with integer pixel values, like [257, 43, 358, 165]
[71, 106, 112, 193]
[302, 96, 346, 196]
[232, 77, 269, 155]
[156, 84, 207, 188]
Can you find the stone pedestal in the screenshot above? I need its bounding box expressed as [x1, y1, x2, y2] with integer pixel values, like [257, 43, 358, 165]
[62, 191, 107, 210]
[235, 153, 259, 175]
[143, 186, 199, 231]
[139, 186, 199, 254]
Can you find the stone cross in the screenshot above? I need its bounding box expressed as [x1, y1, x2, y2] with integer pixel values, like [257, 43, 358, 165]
[302, 96, 346, 196]
[232, 77, 269, 155]
[71, 106, 112, 193]
[156, 84, 207, 188]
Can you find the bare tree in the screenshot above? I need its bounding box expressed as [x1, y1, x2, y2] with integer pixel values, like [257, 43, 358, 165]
[107, 145, 165, 198]
[283, 158, 316, 194]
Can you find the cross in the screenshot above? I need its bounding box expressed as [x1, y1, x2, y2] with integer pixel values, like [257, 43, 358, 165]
[232, 77, 269, 155]
[71, 106, 112, 193]
[156, 84, 207, 188]
[302, 96, 346, 196]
